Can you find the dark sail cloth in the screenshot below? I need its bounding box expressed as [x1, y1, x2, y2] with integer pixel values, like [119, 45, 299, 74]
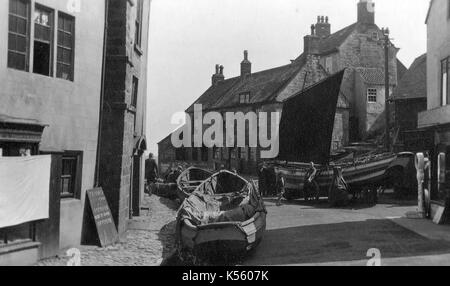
[329, 167, 350, 207]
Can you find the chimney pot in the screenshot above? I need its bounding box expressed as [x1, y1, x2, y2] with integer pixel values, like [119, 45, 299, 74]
[212, 64, 225, 85]
[314, 15, 331, 38]
[241, 50, 252, 77]
[357, 0, 375, 25]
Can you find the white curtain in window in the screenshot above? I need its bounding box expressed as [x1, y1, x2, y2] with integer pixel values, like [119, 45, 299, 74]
[0, 155, 51, 228]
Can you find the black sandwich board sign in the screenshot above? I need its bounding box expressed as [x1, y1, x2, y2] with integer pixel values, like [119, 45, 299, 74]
[85, 188, 119, 247]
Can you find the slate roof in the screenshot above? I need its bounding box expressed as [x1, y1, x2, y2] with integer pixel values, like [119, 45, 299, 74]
[356, 68, 386, 85]
[391, 54, 427, 100]
[186, 55, 306, 113]
[317, 23, 359, 55]
[187, 20, 407, 113]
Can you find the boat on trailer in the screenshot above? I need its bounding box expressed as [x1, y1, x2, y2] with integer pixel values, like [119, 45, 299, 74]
[262, 70, 398, 200]
[176, 170, 266, 263]
[268, 152, 397, 200]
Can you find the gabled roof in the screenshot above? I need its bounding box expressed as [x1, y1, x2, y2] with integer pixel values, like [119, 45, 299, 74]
[391, 54, 427, 100]
[186, 56, 306, 113]
[317, 23, 359, 55]
[397, 59, 408, 81]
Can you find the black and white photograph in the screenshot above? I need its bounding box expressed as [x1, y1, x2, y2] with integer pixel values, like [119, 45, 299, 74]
[1, 0, 450, 270]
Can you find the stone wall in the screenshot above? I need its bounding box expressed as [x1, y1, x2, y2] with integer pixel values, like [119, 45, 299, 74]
[99, 0, 150, 238]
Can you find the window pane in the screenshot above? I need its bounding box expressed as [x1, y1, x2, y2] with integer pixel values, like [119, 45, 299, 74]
[9, 16, 17, 33]
[17, 35, 26, 52]
[64, 33, 72, 47]
[34, 8, 51, 26]
[64, 17, 72, 32]
[16, 0, 27, 17]
[9, 0, 17, 14]
[8, 51, 26, 70]
[57, 13, 74, 81]
[62, 158, 75, 175]
[17, 17, 27, 34]
[61, 177, 70, 194]
[8, 34, 16, 51]
[447, 59, 450, 105]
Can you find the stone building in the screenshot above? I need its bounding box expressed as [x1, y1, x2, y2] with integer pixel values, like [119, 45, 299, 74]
[98, 0, 150, 238]
[0, 0, 150, 265]
[417, 0, 450, 204]
[391, 54, 428, 151]
[159, 0, 406, 175]
[0, 0, 106, 264]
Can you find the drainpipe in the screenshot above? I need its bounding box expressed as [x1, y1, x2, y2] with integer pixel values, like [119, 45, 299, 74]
[95, 0, 110, 187]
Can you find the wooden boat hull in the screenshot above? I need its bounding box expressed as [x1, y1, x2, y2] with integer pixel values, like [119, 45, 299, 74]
[176, 167, 213, 201]
[178, 211, 266, 260]
[271, 153, 396, 199]
[176, 170, 267, 263]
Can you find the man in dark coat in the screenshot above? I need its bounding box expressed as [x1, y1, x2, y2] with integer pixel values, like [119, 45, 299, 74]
[145, 153, 159, 184]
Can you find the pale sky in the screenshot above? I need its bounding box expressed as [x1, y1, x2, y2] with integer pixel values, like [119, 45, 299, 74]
[146, 0, 430, 155]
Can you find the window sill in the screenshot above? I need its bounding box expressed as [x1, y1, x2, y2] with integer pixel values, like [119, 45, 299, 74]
[0, 240, 40, 255]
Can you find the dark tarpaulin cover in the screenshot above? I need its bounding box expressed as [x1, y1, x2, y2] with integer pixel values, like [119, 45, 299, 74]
[277, 70, 345, 165]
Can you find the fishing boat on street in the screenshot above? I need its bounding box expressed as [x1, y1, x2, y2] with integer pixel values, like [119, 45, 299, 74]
[176, 170, 266, 264]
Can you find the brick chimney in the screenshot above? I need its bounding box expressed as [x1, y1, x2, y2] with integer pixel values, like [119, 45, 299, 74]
[241, 50, 252, 77]
[212, 64, 225, 86]
[357, 0, 375, 25]
[304, 24, 320, 55]
[315, 16, 331, 38]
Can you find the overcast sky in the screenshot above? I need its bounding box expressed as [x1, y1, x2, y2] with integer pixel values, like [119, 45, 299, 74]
[146, 0, 429, 155]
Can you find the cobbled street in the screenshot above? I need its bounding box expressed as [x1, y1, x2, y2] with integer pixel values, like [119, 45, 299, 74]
[36, 194, 178, 266]
[36, 192, 450, 266]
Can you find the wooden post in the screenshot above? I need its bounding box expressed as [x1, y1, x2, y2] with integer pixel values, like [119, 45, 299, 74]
[415, 153, 426, 218]
[382, 28, 391, 151]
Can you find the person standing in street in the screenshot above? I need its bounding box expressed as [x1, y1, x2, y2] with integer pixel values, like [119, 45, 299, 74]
[145, 153, 159, 184]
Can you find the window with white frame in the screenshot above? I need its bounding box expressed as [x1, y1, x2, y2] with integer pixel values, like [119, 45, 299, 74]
[33, 5, 54, 76]
[6, 1, 76, 80]
[57, 12, 75, 81]
[367, 88, 377, 103]
[441, 57, 449, 106]
[8, 0, 30, 71]
[135, 0, 143, 49]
